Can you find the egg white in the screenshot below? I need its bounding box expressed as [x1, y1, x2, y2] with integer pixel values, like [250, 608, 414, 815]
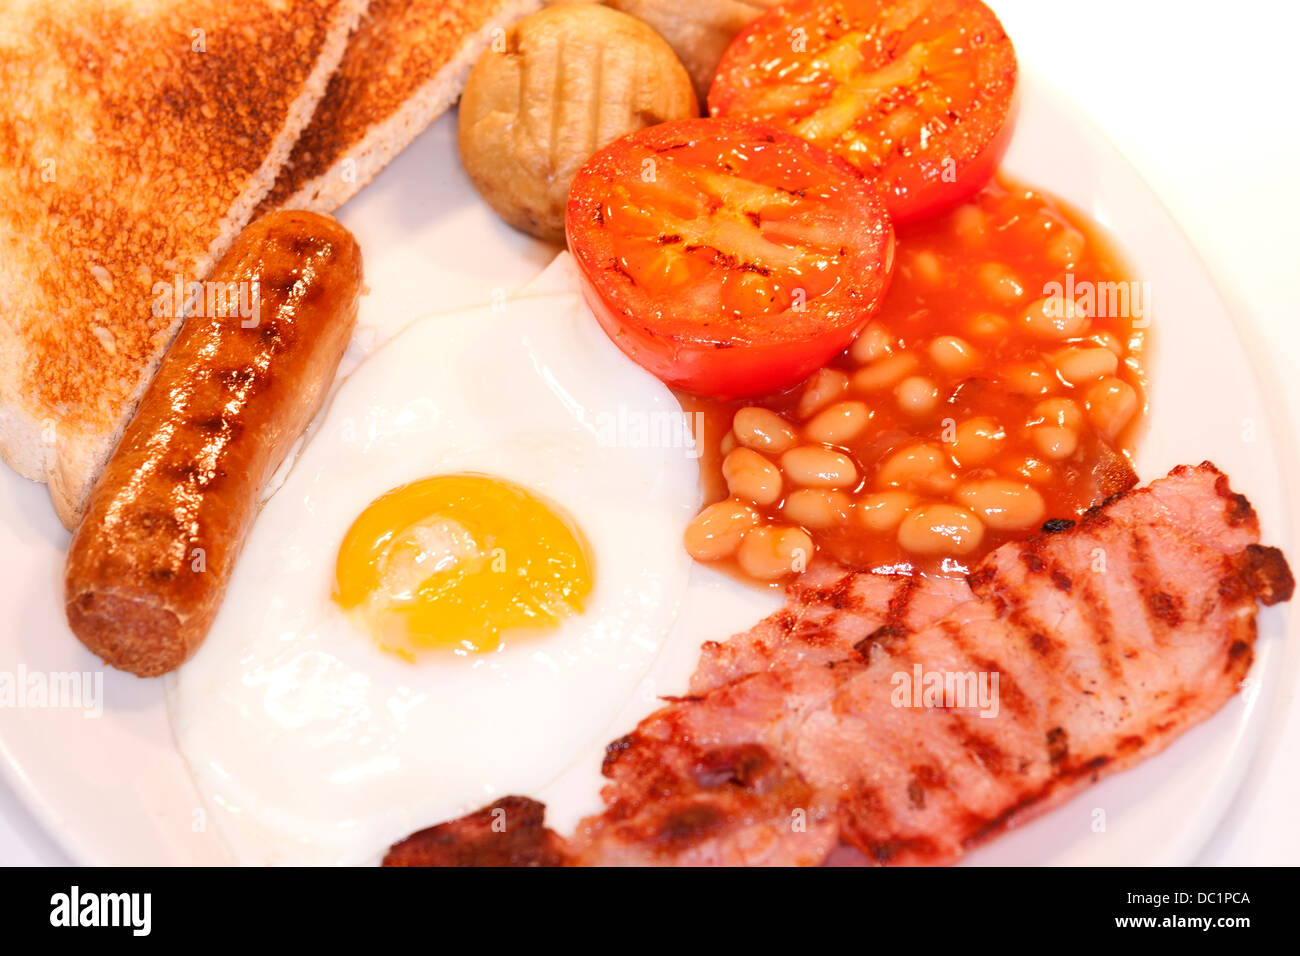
[166, 289, 700, 865]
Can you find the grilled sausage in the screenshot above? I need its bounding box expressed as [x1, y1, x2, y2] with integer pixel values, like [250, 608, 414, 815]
[64, 210, 363, 677]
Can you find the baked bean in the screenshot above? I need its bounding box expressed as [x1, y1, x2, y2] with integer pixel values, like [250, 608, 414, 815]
[1084, 377, 1139, 440]
[1013, 456, 1055, 484]
[897, 504, 985, 556]
[780, 445, 858, 488]
[795, 367, 850, 419]
[910, 250, 943, 285]
[858, 491, 917, 532]
[1004, 361, 1056, 397]
[733, 407, 797, 454]
[1047, 227, 1085, 268]
[1021, 294, 1089, 339]
[723, 447, 782, 504]
[852, 352, 918, 391]
[804, 401, 871, 445]
[967, 312, 1010, 338]
[928, 335, 979, 374]
[1022, 210, 1056, 237]
[1052, 346, 1118, 386]
[737, 525, 814, 580]
[682, 181, 1146, 582]
[978, 262, 1026, 304]
[1030, 425, 1079, 461]
[849, 324, 894, 364]
[683, 499, 759, 561]
[947, 416, 1005, 467]
[1032, 397, 1083, 431]
[953, 204, 988, 244]
[896, 376, 939, 415]
[955, 478, 1046, 531]
[1090, 331, 1125, 355]
[782, 489, 851, 529]
[876, 442, 956, 493]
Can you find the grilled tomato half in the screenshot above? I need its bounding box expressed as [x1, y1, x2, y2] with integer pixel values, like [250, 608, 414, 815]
[565, 117, 895, 399]
[709, 0, 1018, 224]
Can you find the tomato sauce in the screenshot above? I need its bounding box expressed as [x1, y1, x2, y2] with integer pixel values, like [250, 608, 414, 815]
[681, 175, 1149, 582]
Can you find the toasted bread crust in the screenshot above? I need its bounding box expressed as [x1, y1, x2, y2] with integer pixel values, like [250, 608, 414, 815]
[0, 0, 369, 527]
[263, 0, 542, 212]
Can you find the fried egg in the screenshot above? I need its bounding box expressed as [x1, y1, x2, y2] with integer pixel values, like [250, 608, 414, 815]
[166, 288, 700, 864]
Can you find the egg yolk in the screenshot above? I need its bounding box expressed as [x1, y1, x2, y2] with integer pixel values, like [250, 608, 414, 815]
[333, 474, 593, 656]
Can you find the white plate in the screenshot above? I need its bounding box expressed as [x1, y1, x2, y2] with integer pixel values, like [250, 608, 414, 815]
[0, 72, 1294, 865]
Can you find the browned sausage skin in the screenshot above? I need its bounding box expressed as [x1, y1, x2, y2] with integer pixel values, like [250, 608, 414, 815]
[65, 210, 363, 677]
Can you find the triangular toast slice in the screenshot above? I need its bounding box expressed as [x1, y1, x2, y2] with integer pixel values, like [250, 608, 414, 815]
[0, 0, 370, 527]
[263, 0, 541, 212]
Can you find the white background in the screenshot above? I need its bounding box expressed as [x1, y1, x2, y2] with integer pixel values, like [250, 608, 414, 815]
[2, 0, 1297, 865]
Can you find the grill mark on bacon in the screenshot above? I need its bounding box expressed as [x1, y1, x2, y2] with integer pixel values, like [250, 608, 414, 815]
[1046, 727, 1069, 766]
[854, 623, 903, 660]
[1129, 527, 1191, 640]
[1145, 590, 1184, 626]
[960, 723, 1008, 776]
[932, 619, 1030, 721]
[884, 576, 919, 628]
[966, 565, 995, 594]
[962, 752, 1112, 849]
[1075, 575, 1125, 680]
[839, 788, 944, 864]
[936, 617, 969, 657]
[1026, 629, 1055, 657]
[789, 613, 838, 646]
[982, 569, 1111, 705]
[791, 572, 857, 610]
[690, 569, 962, 693]
[1036, 547, 1075, 596]
[970, 652, 1030, 718]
